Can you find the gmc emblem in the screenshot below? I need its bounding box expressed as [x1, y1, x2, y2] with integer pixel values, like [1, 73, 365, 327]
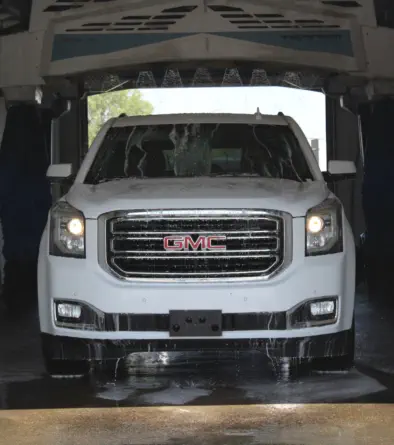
[163, 235, 227, 251]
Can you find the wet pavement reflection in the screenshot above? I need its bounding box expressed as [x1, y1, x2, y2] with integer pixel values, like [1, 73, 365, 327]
[2, 290, 394, 409]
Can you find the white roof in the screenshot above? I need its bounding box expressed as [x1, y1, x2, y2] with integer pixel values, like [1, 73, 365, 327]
[112, 113, 289, 128]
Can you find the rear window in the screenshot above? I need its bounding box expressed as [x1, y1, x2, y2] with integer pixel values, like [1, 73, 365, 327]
[85, 123, 313, 184]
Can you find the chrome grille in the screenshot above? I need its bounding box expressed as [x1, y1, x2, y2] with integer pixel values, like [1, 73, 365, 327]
[105, 210, 285, 280]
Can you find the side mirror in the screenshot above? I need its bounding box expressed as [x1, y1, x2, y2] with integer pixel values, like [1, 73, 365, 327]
[323, 160, 356, 182]
[46, 163, 74, 183]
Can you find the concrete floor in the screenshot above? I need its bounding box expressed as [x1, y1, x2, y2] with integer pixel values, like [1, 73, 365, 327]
[1, 289, 394, 444]
[1, 404, 394, 445]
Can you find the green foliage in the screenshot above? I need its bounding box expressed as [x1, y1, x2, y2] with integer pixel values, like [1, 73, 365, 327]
[88, 89, 153, 146]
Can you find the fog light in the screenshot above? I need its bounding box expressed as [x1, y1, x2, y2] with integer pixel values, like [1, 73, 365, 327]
[57, 303, 82, 319]
[288, 297, 338, 329]
[310, 300, 335, 316]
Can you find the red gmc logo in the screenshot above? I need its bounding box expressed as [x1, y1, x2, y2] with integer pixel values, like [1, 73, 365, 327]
[163, 235, 227, 251]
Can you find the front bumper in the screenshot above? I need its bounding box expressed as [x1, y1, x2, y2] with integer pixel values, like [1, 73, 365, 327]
[41, 329, 353, 361]
[38, 217, 356, 340]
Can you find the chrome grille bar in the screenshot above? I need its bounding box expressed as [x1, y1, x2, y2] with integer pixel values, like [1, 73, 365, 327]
[113, 254, 279, 260]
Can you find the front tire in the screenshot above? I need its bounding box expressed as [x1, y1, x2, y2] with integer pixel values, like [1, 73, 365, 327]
[44, 356, 91, 378]
[311, 320, 355, 372]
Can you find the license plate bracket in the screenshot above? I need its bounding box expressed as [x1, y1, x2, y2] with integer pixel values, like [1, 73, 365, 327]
[169, 310, 222, 337]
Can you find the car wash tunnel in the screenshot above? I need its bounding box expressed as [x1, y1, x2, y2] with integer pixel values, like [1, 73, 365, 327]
[3, 0, 394, 443]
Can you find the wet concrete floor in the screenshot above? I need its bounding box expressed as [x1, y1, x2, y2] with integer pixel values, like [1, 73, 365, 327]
[2, 404, 394, 445]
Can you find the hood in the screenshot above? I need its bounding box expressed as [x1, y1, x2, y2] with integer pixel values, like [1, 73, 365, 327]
[66, 177, 329, 219]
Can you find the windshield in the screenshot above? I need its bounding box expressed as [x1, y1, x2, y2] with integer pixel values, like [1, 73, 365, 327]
[85, 122, 313, 184]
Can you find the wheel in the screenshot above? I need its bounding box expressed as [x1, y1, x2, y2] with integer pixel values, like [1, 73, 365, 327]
[44, 356, 91, 379]
[312, 319, 355, 372]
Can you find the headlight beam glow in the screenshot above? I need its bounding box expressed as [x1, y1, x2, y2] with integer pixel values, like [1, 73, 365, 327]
[67, 218, 84, 236]
[307, 215, 324, 234]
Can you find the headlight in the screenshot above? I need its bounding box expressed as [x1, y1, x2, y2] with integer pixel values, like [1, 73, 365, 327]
[50, 202, 85, 258]
[305, 198, 342, 256]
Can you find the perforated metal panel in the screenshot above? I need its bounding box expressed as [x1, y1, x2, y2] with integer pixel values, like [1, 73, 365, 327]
[46, 2, 358, 33]
[42, 0, 363, 15]
[63, 5, 198, 33]
[31, 0, 377, 33]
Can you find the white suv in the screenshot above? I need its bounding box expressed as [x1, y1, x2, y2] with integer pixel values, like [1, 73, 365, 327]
[38, 112, 356, 377]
